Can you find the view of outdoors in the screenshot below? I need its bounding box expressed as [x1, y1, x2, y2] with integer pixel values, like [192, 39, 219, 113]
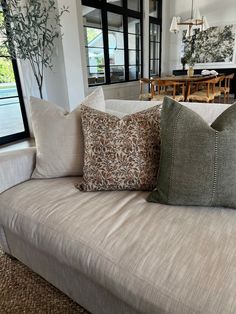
[83, 6, 106, 85]
[83, 2, 141, 85]
[0, 8, 25, 139]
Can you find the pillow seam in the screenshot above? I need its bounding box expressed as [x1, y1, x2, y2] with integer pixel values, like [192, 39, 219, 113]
[167, 106, 183, 203]
[210, 131, 219, 206]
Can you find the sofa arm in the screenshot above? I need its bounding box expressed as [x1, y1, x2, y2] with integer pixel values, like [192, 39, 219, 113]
[0, 147, 36, 194]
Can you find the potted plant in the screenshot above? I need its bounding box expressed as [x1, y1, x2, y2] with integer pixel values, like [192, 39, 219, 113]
[0, 0, 68, 99]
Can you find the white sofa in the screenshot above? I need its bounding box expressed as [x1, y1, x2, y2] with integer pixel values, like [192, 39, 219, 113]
[0, 100, 236, 314]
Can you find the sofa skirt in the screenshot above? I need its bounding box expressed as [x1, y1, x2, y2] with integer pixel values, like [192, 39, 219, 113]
[1, 227, 139, 314]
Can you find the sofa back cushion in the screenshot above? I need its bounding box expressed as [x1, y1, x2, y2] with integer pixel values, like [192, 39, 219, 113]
[77, 105, 161, 191]
[31, 87, 105, 178]
[148, 97, 236, 208]
[105, 99, 230, 124]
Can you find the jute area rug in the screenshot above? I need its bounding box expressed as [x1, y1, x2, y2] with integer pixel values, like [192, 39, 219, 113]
[0, 250, 90, 313]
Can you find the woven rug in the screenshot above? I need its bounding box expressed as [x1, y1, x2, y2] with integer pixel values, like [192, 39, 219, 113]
[0, 250, 90, 313]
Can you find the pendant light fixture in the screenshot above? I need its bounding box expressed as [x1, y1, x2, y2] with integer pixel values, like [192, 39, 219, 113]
[170, 0, 209, 37]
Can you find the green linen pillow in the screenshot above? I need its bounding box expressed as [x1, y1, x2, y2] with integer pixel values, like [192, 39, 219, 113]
[148, 97, 236, 208]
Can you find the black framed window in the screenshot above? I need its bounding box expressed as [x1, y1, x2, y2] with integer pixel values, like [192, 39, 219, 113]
[0, 4, 29, 146]
[149, 0, 162, 77]
[82, 0, 143, 86]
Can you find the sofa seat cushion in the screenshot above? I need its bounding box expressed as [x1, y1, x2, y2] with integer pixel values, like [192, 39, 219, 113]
[1, 178, 236, 314]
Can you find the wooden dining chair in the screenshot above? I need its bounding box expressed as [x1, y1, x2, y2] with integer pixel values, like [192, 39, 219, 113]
[214, 75, 225, 101]
[151, 79, 185, 102]
[218, 73, 235, 103]
[139, 78, 152, 101]
[186, 77, 221, 103]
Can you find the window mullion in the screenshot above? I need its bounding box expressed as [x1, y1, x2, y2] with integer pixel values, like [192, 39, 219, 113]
[123, 0, 128, 81]
[102, 8, 111, 85]
[123, 14, 129, 82]
[140, 0, 143, 78]
[11, 59, 29, 137]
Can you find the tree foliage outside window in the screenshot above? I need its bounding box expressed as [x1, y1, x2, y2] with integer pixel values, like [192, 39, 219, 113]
[0, 0, 68, 99]
[86, 28, 101, 44]
[0, 58, 14, 82]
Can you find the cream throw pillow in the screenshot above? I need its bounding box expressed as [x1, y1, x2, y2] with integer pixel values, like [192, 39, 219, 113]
[31, 87, 106, 178]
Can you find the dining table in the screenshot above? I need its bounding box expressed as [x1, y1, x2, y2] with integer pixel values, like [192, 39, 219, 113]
[151, 74, 218, 101]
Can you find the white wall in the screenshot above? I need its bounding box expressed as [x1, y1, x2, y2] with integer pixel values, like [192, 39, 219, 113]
[44, 38, 69, 111]
[167, 0, 236, 72]
[57, 0, 87, 110]
[161, 0, 171, 75]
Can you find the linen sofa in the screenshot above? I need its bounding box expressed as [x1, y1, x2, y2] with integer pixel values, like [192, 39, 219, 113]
[0, 99, 236, 314]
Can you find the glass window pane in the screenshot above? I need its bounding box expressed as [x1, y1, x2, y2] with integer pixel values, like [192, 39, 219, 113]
[129, 50, 136, 65]
[127, 0, 140, 12]
[128, 18, 140, 34]
[150, 24, 160, 42]
[129, 50, 141, 65]
[88, 76, 96, 85]
[0, 97, 24, 137]
[86, 47, 105, 67]
[107, 0, 123, 6]
[150, 42, 160, 59]
[109, 49, 125, 67]
[150, 60, 159, 76]
[149, 0, 158, 17]
[129, 65, 141, 80]
[87, 65, 105, 75]
[108, 31, 124, 49]
[108, 13, 123, 32]
[0, 59, 18, 95]
[87, 67, 105, 85]
[0, 58, 25, 136]
[83, 7, 102, 28]
[128, 34, 141, 50]
[96, 76, 105, 84]
[84, 27, 103, 47]
[110, 66, 125, 82]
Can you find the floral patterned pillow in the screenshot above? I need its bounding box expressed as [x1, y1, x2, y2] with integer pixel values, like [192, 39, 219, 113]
[77, 105, 161, 191]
